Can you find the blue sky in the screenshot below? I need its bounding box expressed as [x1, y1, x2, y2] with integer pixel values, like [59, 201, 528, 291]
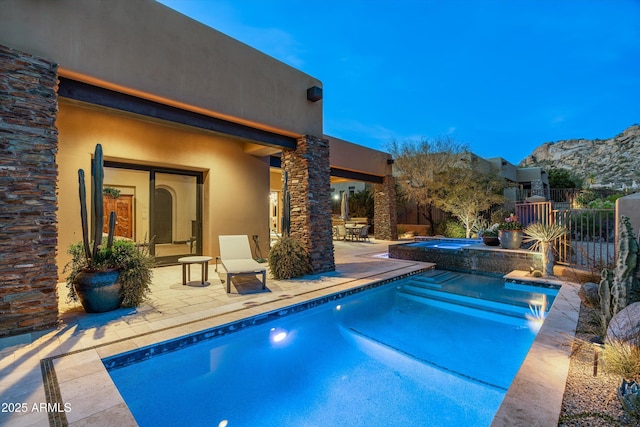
[156, 0, 639, 164]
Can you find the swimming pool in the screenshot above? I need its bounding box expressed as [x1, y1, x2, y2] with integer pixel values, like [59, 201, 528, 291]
[408, 238, 479, 250]
[106, 270, 558, 427]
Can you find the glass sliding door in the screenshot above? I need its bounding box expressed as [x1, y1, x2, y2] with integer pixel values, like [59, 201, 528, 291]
[152, 171, 200, 262]
[103, 162, 203, 265]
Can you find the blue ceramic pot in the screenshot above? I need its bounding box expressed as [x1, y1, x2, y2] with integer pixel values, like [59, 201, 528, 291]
[74, 269, 122, 313]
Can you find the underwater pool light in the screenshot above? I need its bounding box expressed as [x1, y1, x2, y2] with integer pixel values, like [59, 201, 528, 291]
[270, 327, 288, 343]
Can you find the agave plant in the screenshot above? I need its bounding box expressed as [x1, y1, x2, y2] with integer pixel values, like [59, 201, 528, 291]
[524, 222, 567, 276]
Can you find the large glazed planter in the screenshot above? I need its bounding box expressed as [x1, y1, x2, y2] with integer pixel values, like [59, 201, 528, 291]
[74, 269, 122, 313]
[498, 230, 524, 249]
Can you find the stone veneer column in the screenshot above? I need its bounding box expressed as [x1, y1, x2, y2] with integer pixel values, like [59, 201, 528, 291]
[0, 44, 59, 337]
[374, 175, 398, 240]
[280, 135, 335, 273]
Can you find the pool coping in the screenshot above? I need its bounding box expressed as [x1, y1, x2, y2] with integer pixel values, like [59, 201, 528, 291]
[491, 272, 581, 426]
[43, 269, 580, 426]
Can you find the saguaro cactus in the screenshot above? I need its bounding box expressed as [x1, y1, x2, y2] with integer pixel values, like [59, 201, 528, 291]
[78, 143, 115, 266]
[599, 215, 640, 328]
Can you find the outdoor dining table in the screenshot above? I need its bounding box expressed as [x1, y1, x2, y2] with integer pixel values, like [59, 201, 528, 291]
[344, 224, 365, 240]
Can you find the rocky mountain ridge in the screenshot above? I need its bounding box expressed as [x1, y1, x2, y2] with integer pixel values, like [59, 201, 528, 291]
[519, 125, 640, 189]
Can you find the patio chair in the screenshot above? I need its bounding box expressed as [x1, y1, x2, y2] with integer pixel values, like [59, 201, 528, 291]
[358, 225, 370, 242]
[334, 224, 348, 241]
[217, 235, 266, 293]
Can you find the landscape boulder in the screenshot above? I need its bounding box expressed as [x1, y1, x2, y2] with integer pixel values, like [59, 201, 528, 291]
[607, 302, 640, 343]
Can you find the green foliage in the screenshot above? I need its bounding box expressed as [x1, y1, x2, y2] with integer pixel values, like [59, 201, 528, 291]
[349, 188, 374, 219]
[268, 236, 310, 280]
[434, 158, 506, 238]
[575, 189, 600, 207]
[103, 187, 121, 199]
[388, 136, 468, 230]
[115, 240, 155, 307]
[434, 220, 466, 238]
[548, 167, 582, 189]
[64, 238, 155, 306]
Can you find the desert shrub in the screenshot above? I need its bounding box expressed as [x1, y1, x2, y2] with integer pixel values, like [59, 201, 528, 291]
[435, 220, 466, 238]
[268, 236, 310, 279]
[603, 339, 640, 382]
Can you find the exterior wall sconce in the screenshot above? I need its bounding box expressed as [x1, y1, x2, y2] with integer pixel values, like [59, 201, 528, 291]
[306, 86, 322, 102]
[387, 158, 394, 165]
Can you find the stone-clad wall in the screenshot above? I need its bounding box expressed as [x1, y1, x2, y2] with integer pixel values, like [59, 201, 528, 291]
[389, 242, 542, 275]
[374, 175, 398, 240]
[281, 135, 335, 273]
[0, 44, 59, 337]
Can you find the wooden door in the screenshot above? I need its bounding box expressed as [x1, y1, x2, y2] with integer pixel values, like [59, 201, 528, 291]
[103, 194, 134, 239]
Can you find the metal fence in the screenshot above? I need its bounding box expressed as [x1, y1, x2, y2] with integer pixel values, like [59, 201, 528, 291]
[516, 201, 615, 269]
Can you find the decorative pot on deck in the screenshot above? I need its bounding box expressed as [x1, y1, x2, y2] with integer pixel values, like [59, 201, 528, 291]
[498, 230, 523, 249]
[482, 236, 500, 246]
[73, 269, 122, 313]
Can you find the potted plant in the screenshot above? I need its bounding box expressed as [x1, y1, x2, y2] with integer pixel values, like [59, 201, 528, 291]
[523, 222, 567, 276]
[64, 144, 154, 312]
[497, 213, 524, 249]
[479, 224, 500, 246]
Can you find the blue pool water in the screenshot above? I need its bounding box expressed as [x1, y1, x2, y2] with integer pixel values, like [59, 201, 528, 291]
[106, 270, 558, 427]
[408, 238, 479, 250]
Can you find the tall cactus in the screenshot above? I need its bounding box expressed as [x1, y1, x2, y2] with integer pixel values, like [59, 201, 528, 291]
[599, 215, 640, 329]
[78, 144, 115, 266]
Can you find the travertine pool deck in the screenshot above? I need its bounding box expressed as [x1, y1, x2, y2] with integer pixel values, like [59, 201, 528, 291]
[0, 239, 580, 426]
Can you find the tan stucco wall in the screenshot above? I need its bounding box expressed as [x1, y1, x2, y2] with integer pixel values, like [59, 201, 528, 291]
[57, 101, 270, 275]
[0, 0, 322, 138]
[327, 136, 392, 178]
[616, 192, 640, 241]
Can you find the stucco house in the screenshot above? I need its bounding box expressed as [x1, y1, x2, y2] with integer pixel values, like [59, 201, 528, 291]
[0, 0, 397, 337]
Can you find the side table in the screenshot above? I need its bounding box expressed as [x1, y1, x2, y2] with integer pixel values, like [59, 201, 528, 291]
[178, 256, 213, 285]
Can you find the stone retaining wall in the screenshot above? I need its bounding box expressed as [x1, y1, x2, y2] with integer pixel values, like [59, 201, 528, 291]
[0, 44, 59, 337]
[389, 241, 543, 275]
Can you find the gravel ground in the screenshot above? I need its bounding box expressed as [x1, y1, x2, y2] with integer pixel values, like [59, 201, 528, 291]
[559, 304, 636, 426]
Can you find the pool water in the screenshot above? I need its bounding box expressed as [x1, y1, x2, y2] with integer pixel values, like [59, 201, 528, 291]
[407, 238, 479, 250]
[107, 270, 558, 427]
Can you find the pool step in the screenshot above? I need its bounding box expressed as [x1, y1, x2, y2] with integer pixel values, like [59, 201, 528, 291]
[412, 270, 462, 284]
[397, 286, 532, 322]
[504, 281, 559, 296]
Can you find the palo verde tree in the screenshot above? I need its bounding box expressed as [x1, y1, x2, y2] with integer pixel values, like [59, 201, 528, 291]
[434, 155, 506, 238]
[389, 136, 468, 235]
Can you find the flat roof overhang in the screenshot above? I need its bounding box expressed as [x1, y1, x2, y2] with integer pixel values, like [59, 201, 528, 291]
[57, 77, 298, 151]
[269, 156, 384, 184]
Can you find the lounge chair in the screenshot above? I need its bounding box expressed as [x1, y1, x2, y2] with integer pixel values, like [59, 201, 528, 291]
[217, 235, 266, 293]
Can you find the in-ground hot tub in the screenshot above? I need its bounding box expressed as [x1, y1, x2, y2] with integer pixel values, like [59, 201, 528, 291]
[389, 238, 543, 275]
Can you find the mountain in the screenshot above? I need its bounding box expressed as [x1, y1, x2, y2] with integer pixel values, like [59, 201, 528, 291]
[519, 125, 640, 188]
